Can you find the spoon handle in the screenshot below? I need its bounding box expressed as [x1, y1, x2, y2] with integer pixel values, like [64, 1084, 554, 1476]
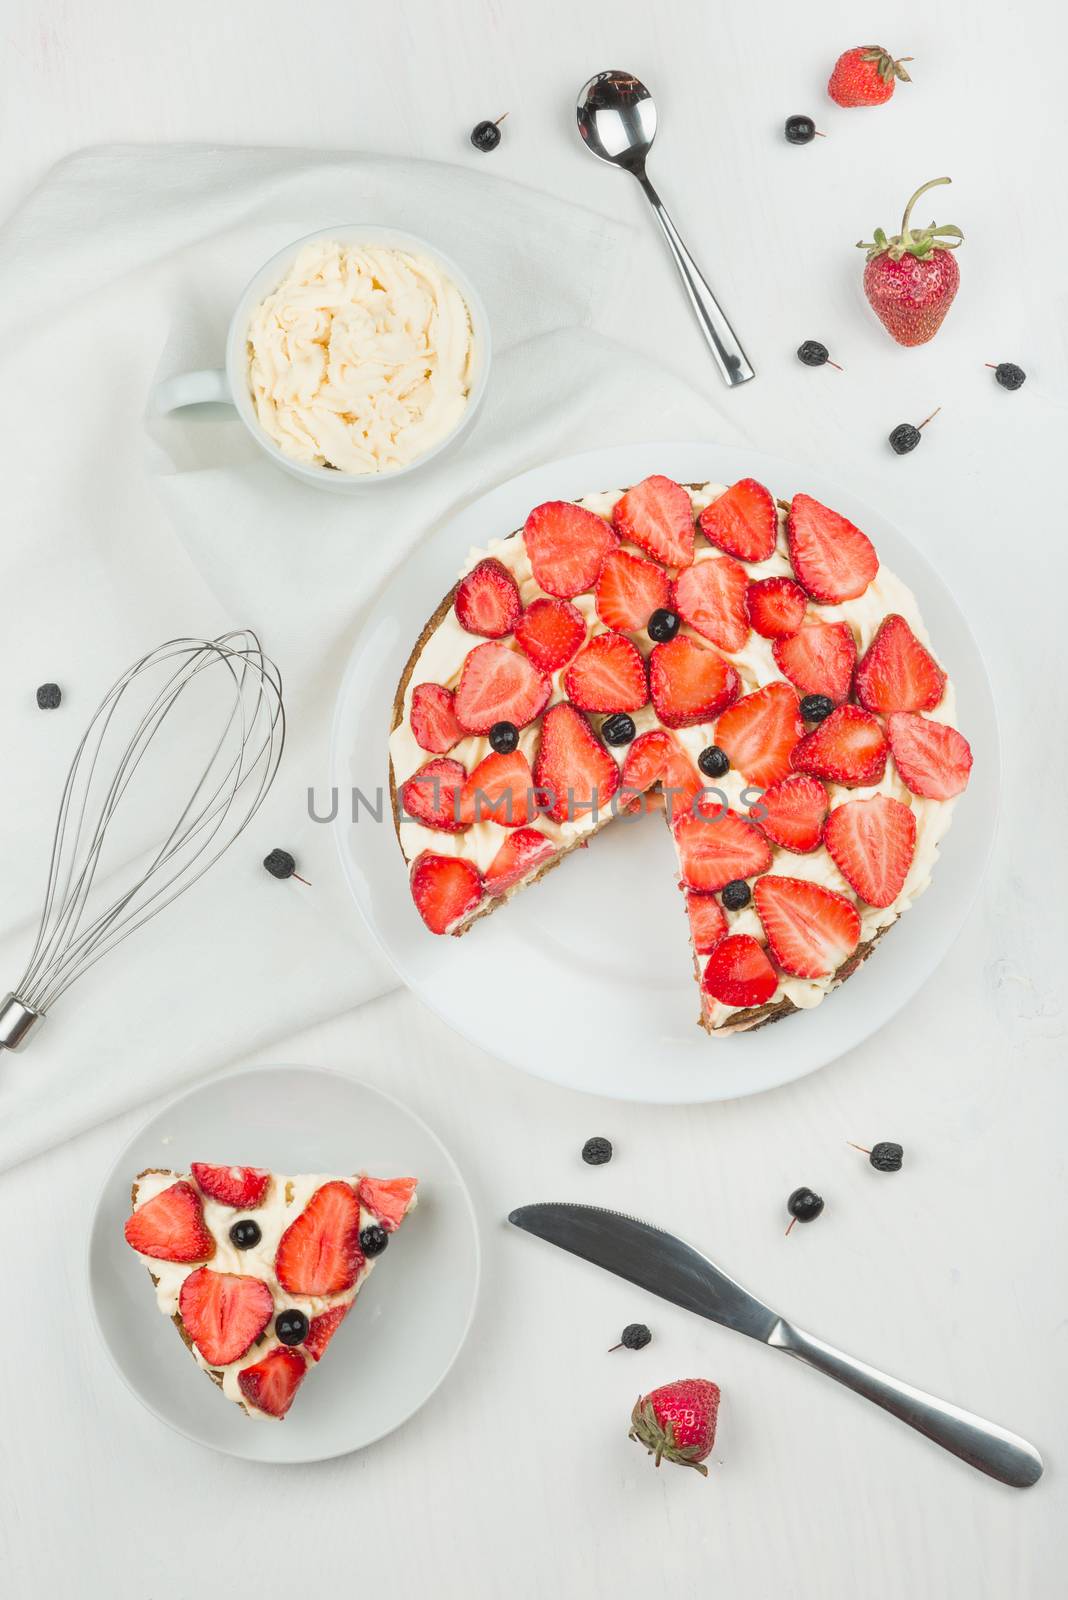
[637, 174, 754, 388]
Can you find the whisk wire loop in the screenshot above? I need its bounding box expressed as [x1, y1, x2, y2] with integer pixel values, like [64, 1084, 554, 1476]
[4, 631, 285, 1034]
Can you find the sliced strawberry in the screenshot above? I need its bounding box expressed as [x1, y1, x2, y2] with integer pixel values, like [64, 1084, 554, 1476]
[409, 683, 464, 754]
[275, 1180, 364, 1297]
[595, 548, 671, 632]
[399, 757, 467, 832]
[685, 891, 729, 955]
[671, 554, 750, 652]
[612, 475, 694, 568]
[454, 641, 551, 734]
[702, 934, 779, 1008]
[124, 1181, 215, 1264]
[357, 1176, 418, 1232]
[178, 1268, 274, 1367]
[672, 809, 772, 892]
[514, 597, 586, 672]
[697, 478, 778, 562]
[409, 852, 483, 934]
[238, 1347, 306, 1419]
[454, 558, 522, 638]
[564, 632, 648, 713]
[532, 703, 620, 824]
[753, 875, 861, 979]
[484, 827, 557, 896]
[824, 795, 917, 907]
[854, 614, 946, 714]
[457, 749, 533, 828]
[791, 704, 888, 787]
[304, 1304, 350, 1363]
[746, 575, 807, 639]
[786, 493, 878, 603]
[887, 712, 973, 800]
[523, 501, 617, 598]
[714, 682, 804, 788]
[621, 729, 703, 821]
[752, 773, 828, 854]
[772, 616, 856, 703]
[649, 635, 740, 728]
[190, 1163, 271, 1209]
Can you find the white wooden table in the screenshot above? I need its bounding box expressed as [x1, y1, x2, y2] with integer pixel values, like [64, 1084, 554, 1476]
[2, 1, 1065, 1595]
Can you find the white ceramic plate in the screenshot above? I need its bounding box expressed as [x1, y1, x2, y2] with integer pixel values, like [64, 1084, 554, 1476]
[88, 1065, 480, 1462]
[331, 442, 999, 1104]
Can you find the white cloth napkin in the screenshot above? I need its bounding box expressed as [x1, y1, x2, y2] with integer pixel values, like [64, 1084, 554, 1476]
[0, 145, 740, 1171]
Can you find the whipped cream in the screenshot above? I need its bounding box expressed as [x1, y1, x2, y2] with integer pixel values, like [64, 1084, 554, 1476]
[246, 239, 474, 474]
[388, 483, 960, 1027]
[130, 1170, 416, 1416]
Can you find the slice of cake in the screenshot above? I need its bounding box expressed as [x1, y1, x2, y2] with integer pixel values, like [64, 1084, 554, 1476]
[124, 1164, 417, 1419]
[388, 474, 973, 1035]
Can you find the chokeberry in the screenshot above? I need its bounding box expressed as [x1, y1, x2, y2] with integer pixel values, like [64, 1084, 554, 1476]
[360, 1224, 389, 1257]
[989, 362, 1026, 390]
[721, 879, 751, 911]
[800, 694, 835, 723]
[36, 683, 62, 710]
[229, 1219, 262, 1250]
[698, 745, 729, 778]
[601, 713, 636, 747]
[609, 1322, 652, 1352]
[275, 1309, 309, 1346]
[489, 720, 519, 754]
[784, 114, 817, 145]
[263, 848, 309, 884]
[889, 406, 940, 454]
[851, 1139, 904, 1172]
[786, 1187, 824, 1233]
[470, 115, 507, 152]
[582, 1136, 613, 1166]
[889, 423, 920, 454]
[647, 608, 680, 643]
[797, 340, 841, 370]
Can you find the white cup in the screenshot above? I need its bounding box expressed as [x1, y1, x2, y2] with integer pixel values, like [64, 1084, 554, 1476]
[152, 225, 492, 494]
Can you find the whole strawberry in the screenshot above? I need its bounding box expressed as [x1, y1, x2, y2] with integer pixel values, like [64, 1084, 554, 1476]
[828, 46, 912, 107]
[858, 178, 963, 347]
[629, 1378, 720, 1476]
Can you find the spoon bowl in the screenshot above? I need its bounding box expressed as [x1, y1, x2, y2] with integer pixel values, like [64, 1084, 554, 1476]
[575, 69, 754, 387]
[576, 71, 657, 172]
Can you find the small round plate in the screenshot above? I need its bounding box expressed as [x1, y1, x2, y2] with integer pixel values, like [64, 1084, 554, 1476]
[88, 1064, 480, 1462]
[331, 442, 999, 1104]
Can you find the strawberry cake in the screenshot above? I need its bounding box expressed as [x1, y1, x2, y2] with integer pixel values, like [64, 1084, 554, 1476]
[124, 1164, 417, 1419]
[388, 475, 972, 1034]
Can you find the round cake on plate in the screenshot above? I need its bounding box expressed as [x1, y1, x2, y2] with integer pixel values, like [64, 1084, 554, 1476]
[388, 474, 972, 1034]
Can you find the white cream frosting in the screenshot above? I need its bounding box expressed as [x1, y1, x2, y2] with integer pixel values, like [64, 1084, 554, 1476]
[246, 239, 474, 474]
[388, 483, 960, 1027]
[130, 1170, 416, 1415]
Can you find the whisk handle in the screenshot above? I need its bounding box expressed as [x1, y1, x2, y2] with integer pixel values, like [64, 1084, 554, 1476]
[0, 994, 45, 1052]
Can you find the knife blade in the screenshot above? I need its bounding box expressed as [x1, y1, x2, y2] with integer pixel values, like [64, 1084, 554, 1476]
[508, 1200, 780, 1342]
[508, 1201, 1044, 1488]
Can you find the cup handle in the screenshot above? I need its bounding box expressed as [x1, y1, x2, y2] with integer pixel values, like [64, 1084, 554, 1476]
[152, 368, 233, 415]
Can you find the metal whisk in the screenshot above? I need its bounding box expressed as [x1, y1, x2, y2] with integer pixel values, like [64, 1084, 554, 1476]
[0, 631, 285, 1054]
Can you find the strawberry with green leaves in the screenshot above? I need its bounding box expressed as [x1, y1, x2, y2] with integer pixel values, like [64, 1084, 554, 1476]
[828, 46, 912, 108]
[629, 1378, 721, 1476]
[858, 178, 963, 347]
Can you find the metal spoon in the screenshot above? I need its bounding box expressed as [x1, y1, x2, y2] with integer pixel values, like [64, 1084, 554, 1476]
[576, 70, 754, 387]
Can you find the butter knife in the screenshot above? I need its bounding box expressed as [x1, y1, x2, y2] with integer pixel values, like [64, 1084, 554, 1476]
[508, 1202, 1043, 1488]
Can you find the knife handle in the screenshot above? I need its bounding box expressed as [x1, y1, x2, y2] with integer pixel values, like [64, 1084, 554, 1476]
[768, 1321, 1043, 1488]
